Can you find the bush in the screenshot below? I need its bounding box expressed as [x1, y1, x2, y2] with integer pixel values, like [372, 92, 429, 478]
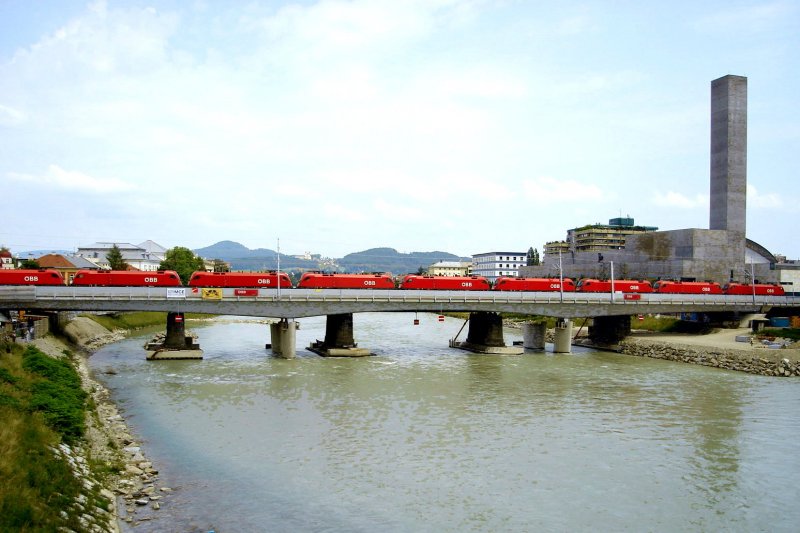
[21, 347, 86, 442]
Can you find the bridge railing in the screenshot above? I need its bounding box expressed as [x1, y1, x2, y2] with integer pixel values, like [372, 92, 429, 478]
[4, 286, 797, 308]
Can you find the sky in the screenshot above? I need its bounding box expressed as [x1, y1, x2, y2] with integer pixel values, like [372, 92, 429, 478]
[1, 0, 798, 259]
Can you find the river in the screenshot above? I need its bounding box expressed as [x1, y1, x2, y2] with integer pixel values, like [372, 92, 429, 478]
[88, 313, 800, 532]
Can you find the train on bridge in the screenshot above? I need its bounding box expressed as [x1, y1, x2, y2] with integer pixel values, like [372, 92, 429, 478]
[0, 269, 786, 296]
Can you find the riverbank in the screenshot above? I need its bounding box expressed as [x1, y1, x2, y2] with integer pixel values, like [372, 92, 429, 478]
[32, 317, 176, 530]
[620, 328, 800, 376]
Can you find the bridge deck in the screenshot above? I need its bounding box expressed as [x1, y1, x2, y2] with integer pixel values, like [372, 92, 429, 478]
[1, 286, 796, 319]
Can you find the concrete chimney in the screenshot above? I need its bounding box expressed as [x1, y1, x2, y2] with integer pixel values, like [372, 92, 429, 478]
[709, 75, 747, 235]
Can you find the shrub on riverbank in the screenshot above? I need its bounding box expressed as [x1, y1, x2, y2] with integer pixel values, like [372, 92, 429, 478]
[0, 343, 110, 531]
[758, 328, 800, 341]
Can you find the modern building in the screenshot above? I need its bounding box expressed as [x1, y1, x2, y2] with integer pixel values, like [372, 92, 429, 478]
[544, 217, 658, 258]
[76, 241, 167, 271]
[36, 254, 102, 284]
[472, 252, 526, 282]
[427, 261, 472, 276]
[521, 75, 778, 286]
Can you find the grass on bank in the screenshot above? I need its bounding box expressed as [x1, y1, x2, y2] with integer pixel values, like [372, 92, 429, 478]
[0, 341, 111, 531]
[758, 328, 800, 341]
[84, 310, 213, 331]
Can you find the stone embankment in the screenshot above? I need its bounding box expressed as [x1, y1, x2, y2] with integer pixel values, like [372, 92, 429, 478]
[34, 318, 173, 530]
[619, 337, 800, 377]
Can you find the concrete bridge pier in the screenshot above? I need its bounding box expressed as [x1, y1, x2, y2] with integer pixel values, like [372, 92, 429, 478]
[553, 319, 573, 353]
[588, 315, 632, 346]
[308, 313, 371, 357]
[522, 322, 547, 351]
[270, 319, 299, 359]
[146, 312, 203, 360]
[452, 312, 523, 355]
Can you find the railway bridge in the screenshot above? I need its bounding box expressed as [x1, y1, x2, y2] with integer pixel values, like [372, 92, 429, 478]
[1, 286, 796, 358]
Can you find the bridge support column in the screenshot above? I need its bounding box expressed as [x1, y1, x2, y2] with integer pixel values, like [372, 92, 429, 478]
[270, 319, 298, 359]
[308, 313, 371, 357]
[451, 312, 522, 355]
[522, 322, 547, 351]
[146, 312, 203, 360]
[553, 319, 573, 353]
[588, 315, 631, 346]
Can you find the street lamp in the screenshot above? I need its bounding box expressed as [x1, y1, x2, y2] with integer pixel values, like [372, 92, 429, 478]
[277, 237, 281, 300]
[610, 260, 615, 302]
[558, 250, 564, 302]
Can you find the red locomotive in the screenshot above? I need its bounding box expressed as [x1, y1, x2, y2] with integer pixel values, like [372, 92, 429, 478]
[493, 277, 576, 292]
[71, 270, 182, 287]
[576, 279, 653, 293]
[297, 272, 395, 289]
[723, 282, 785, 296]
[652, 280, 723, 294]
[188, 271, 292, 288]
[398, 275, 490, 290]
[0, 268, 65, 285]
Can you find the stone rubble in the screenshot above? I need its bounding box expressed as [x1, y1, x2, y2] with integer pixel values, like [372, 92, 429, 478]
[619, 339, 800, 376]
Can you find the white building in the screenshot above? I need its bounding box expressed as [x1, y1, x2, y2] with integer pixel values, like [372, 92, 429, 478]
[471, 251, 526, 282]
[76, 241, 167, 271]
[427, 261, 472, 276]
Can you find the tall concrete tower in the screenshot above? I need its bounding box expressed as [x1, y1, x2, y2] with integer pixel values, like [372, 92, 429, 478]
[709, 75, 747, 235]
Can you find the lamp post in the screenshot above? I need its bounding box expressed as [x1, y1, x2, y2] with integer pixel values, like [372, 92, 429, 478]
[277, 237, 281, 300]
[610, 260, 615, 302]
[749, 259, 755, 305]
[558, 250, 564, 302]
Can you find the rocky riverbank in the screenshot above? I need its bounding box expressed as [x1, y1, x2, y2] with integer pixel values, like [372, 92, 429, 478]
[619, 337, 800, 376]
[33, 318, 173, 530]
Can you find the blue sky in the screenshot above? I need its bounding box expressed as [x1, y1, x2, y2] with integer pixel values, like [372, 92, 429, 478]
[1, 0, 797, 259]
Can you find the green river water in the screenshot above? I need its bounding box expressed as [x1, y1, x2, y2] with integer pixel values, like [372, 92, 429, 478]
[88, 313, 800, 532]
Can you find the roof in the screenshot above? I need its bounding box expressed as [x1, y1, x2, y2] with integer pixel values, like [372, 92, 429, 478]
[37, 254, 102, 269]
[431, 261, 470, 268]
[77, 242, 143, 251]
[138, 240, 168, 254]
[472, 251, 526, 257]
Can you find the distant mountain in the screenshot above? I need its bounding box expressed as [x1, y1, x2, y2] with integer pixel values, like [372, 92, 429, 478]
[339, 247, 466, 275]
[194, 242, 467, 274]
[194, 241, 317, 271]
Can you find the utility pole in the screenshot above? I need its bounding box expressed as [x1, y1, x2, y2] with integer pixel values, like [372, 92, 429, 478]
[277, 238, 281, 300]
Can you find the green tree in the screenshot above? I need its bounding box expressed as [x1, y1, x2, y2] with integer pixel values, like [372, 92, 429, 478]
[20, 258, 39, 269]
[106, 244, 129, 270]
[159, 247, 205, 284]
[526, 247, 541, 266]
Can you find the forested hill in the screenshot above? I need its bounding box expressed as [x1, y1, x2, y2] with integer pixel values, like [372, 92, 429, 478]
[339, 248, 466, 275]
[193, 241, 317, 271]
[194, 242, 467, 274]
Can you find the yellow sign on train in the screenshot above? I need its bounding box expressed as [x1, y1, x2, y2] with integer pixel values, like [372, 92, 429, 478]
[201, 288, 223, 300]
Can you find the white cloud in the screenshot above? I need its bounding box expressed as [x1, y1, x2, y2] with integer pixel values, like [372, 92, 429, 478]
[8, 165, 135, 193]
[0, 104, 27, 125]
[522, 176, 607, 202]
[372, 198, 424, 220]
[747, 184, 783, 208]
[323, 203, 367, 222]
[653, 191, 708, 209]
[693, 2, 795, 34]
